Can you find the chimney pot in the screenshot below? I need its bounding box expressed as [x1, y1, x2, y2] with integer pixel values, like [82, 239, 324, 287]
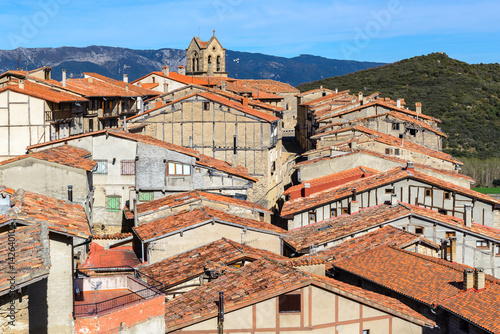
[123, 73, 128, 83]
[463, 269, 474, 290]
[474, 268, 485, 291]
[415, 102, 422, 115]
[162, 66, 169, 76]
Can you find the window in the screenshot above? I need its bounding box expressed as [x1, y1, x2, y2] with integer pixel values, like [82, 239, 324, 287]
[391, 123, 400, 131]
[341, 207, 349, 215]
[394, 148, 400, 156]
[308, 211, 316, 223]
[330, 208, 337, 218]
[279, 294, 301, 313]
[385, 148, 392, 155]
[385, 188, 394, 194]
[89, 119, 94, 132]
[203, 102, 210, 111]
[424, 188, 432, 197]
[476, 240, 489, 249]
[106, 196, 120, 212]
[363, 330, 370, 334]
[438, 209, 448, 215]
[409, 128, 417, 136]
[167, 162, 191, 176]
[94, 160, 108, 174]
[444, 191, 451, 200]
[121, 160, 135, 175]
[138, 191, 154, 202]
[495, 245, 500, 256]
[415, 227, 424, 235]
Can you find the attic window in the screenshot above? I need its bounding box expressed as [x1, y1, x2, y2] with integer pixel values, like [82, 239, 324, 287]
[279, 294, 301, 313]
[308, 211, 316, 223]
[394, 148, 400, 156]
[409, 128, 417, 136]
[415, 227, 424, 236]
[424, 188, 432, 197]
[444, 191, 451, 200]
[167, 162, 191, 176]
[391, 123, 400, 131]
[476, 240, 489, 249]
[385, 188, 394, 194]
[203, 102, 210, 111]
[385, 148, 392, 155]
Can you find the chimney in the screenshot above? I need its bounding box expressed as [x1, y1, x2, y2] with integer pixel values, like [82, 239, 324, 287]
[351, 140, 357, 150]
[0, 192, 11, 214]
[62, 69, 67, 87]
[474, 268, 485, 291]
[463, 269, 474, 290]
[123, 74, 128, 83]
[335, 88, 338, 93]
[391, 193, 398, 207]
[19, 79, 24, 89]
[302, 183, 311, 197]
[163, 82, 169, 93]
[67, 185, 73, 202]
[88, 76, 93, 83]
[125, 84, 129, 92]
[449, 237, 457, 262]
[415, 102, 422, 116]
[464, 203, 473, 227]
[162, 66, 169, 76]
[350, 200, 359, 214]
[397, 99, 401, 109]
[406, 161, 414, 172]
[178, 65, 186, 75]
[358, 92, 363, 104]
[320, 85, 323, 89]
[242, 95, 248, 107]
[155, 98, 162, 109]
[441, 239, 449, 259]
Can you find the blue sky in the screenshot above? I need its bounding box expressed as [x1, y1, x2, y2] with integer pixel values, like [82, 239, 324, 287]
[0, 0, 499, 64]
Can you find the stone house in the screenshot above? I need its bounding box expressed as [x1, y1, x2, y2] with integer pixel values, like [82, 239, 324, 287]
[132, 207, 286, 264]
[294, 149, 475, 189]
[164, 258, 435, 333]
[0, 145, 96, 222]
[125, 190, 272, 225]
[331, 245, 500, 334]
[281, 165, 500, 229]
[0, 188, 91, 334]
[127, 91, 283, 209]
[28, 130, 257, 233]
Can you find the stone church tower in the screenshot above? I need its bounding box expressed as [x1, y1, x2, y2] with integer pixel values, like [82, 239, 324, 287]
[186, 31, 227, 77]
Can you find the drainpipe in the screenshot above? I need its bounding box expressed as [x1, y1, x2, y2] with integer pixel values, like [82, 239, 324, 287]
[68, 185, 73, 202]
[133, 198, 138, 227]
[218, 291, 224, 334]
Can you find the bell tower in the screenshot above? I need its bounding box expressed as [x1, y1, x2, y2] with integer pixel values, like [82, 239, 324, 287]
[186, 31, 227, 77]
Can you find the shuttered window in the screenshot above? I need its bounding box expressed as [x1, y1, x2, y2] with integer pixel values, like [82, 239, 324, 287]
[121, 160, 135, 175]
[95, 160, 108, 174]
[106, 196, 120, 212]
[138, 191, 154, 202]
[279, 294, 301, 313]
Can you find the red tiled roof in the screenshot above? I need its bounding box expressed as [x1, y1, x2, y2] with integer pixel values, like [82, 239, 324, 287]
[127, 91, 280, 123]
[300, 90, 352, 107]
[316, 111, 447, 137]
[197, 153, 257, 182]
[133, 207, 286, 242]
[0, 145, 96, 171]
[316, 225, 438, 269]
[82, 243, 141, 268]
[132, 191, 270, 218]
[83, 72, 160, 96]
[164, 258, 434, 332]
[334, 246, 500, 333]
[296, 148, 475, 183]
[311, 126, 460, 164]
[281, 166, 499, 217]
[283, 166, 379, 197]
[0, 223, 50, 294]
[131, 71, 209, 87]
[295, 88, 336, 98]
[5, 189, 90, 239]
[140, 238, 286, 291]
[0, 80, 88, 103]
[65, 77, 140, 97]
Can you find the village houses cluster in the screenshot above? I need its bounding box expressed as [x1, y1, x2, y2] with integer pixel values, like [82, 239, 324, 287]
[1, 33, 500, 334]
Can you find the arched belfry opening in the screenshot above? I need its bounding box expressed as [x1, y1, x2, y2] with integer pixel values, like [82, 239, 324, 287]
[186, 31, 227, 77]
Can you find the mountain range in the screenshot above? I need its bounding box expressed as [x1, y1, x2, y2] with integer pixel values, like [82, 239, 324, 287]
[0, 45, 384, 87]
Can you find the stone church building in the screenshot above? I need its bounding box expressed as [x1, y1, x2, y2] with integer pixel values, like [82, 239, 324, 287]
[186, 31, 228, 77]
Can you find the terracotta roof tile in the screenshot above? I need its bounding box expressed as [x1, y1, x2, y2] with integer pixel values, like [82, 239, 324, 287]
[82, 243, 140, 269]
[3, 189, 91, 239]
[300, 90, 352, 107]
[140, 238, 286, 291]
[131, 71, 209, 87]
[281, 166, 498, 218]
[295, 88, 337, 98]
[164, 258, 434, 332]
[0, 80, 88, 103]
[133, 207, 286, 242]
[0, 223, 50, 294]
[65, 77, 141, 97]
[83, 72, 160, 96]
[0, 145, 96, 171]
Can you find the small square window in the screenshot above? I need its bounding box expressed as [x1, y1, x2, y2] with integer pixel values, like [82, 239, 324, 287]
[94, 160, 108, 175]
[279, 294, 301, 313]
[415, 227, 424, 235]
[106, 196, 120, 212]
[394, 148, 400, 156]
[438, 209, 447, 215]
[385, 188, 394, 194]
[424, 188, 432, 197]
[391, 123, 400, 131]
[363, 330, 370, 334]
[476, 240, 489, 249]
[385, 148, 392, 155]
[203, 102, 210, 111]
[444, 191, 451, 200]
[409, 128, 417, 136]
[138, 191, 154, 202]
[341, 207, 349, 215]
[121, 160, 135, 175]
[330, 208, 337, 218]
[495, 245, 500, 256]
[308, 211, 316, 223]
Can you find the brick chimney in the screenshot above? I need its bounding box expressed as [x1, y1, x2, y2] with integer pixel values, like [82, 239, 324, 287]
[302, 183, 311, 197]
[162, 66, 169, 76]
[358, 92, 363, 105]
[474, 268, 485, 291]
[242, 95, 249, 107]
[178, 65, 186, 75]
[415, 102, 422, 116]
[463, 269, 474, 290]
[449, 237, 457, 262]
[464, 203, 473, 227]
[62, 69, 67, 87]
[123, 73, 128, 83]
[406, 161, 415, 172]
[155, 98, 162, 109]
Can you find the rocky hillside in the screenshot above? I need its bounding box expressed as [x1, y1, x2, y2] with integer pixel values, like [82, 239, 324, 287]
[0, 46, 384, 86]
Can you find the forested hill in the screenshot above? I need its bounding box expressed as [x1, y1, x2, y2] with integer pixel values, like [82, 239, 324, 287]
[298, 53, 500, 159]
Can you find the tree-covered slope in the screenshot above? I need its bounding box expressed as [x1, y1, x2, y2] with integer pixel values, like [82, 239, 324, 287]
[298, 53, 500, 159]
